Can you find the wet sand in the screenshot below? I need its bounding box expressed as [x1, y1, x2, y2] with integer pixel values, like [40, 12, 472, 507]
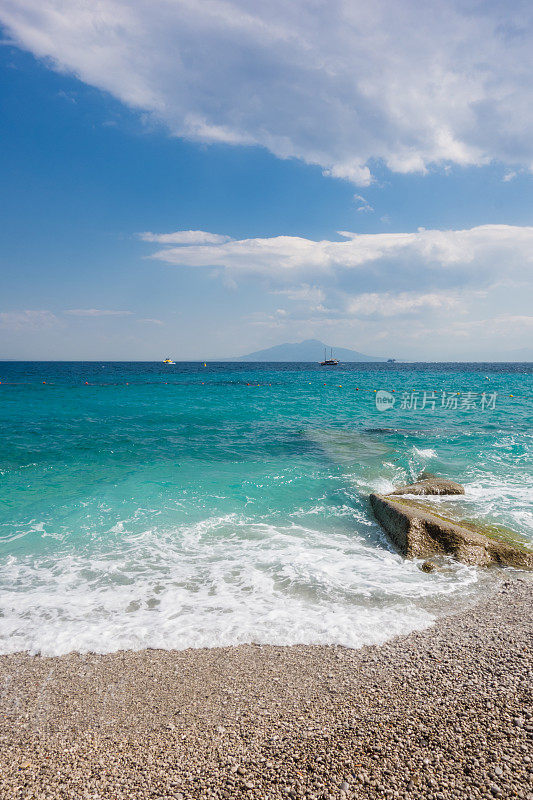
[0, 576, 531, 799]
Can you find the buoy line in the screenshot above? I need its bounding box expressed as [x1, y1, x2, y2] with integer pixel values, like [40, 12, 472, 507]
[0, 381, 519, 397]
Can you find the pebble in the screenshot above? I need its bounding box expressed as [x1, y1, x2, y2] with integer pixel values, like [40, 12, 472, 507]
[0, 578, 530, 800]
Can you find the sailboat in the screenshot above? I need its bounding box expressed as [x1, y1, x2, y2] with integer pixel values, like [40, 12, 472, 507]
[320, 347, 339, 366]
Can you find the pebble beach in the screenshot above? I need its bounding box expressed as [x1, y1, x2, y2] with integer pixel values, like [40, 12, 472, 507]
[1, 576, 531, 800]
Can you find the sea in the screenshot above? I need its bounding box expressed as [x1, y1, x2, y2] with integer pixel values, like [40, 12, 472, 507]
[0, 361, 531, 657]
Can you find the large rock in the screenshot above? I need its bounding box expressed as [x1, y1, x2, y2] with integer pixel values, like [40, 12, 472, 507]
[390, 477, 465, 496]
[370, 494, 533, 569]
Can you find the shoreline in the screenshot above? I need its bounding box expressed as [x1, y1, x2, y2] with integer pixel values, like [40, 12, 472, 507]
[1, 576, 531, 799]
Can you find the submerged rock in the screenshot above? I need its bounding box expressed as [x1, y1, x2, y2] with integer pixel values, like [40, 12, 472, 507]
[370, 494, 533, 570]
[390, 477, 465, 496]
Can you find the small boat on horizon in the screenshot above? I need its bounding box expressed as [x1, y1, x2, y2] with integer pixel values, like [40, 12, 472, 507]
[163, 357, 175, 364]
[320, 348, 339, 366]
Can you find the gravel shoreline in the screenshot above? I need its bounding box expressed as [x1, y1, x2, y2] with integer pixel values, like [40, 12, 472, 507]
[1, 576, 531, 799]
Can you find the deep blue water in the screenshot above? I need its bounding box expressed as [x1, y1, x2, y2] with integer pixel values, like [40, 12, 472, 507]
[0, 361, 531, 655]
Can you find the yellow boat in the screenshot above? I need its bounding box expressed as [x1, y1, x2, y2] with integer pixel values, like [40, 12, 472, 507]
[163, 357, 175, 364]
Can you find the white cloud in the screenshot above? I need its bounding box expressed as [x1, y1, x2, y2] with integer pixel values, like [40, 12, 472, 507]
[137, 317, 164, 325]
[353, 194, 374, 213]
[0, 310, 59, 331]
[492, 314, 533, 329]
[145, 224, 533, 285]
[65, 309, 133, 316]
[1, 1, 532, 182]
[502, 171, 517, 183]
[324, 163, 373, 187]
[345, 291, 460, 318]
[403, 314, 533, 346]
[272, 285, 326, 304]
[141, 224, 533, 352]
[139, 230, 231, 245]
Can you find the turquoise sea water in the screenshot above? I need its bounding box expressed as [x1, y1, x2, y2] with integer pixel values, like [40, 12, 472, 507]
[0, 361, 531, 656]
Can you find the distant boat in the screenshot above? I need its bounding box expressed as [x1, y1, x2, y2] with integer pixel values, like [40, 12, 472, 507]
[387, 358, 396, 363]
[320, 348, 339, 366]
[163, 357, 175, 364]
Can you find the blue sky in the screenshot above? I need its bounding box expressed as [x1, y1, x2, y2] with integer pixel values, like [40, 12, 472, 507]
[0, 1, 532, 360]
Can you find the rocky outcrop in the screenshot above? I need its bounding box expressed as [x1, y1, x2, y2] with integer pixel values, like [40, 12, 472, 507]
[370, 493, 533, 570]
[390, 477, 465, 496]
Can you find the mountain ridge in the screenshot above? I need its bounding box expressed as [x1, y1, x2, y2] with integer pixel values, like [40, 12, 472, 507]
[230, 339, 388, 362]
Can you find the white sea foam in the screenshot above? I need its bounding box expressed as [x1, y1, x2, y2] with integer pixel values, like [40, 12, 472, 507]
[411, 447, 438, 459]
[463, 479, 533, 540]
[0, 513, 482, 657]
[396, 476, 533, 546]
[363, 476, 397, 495]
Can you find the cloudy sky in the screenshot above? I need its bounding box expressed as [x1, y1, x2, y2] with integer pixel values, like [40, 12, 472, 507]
[0, 0, 532, 360]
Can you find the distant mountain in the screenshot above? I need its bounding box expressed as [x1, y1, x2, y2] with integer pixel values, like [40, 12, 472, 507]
[231, 339, 388, 362]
